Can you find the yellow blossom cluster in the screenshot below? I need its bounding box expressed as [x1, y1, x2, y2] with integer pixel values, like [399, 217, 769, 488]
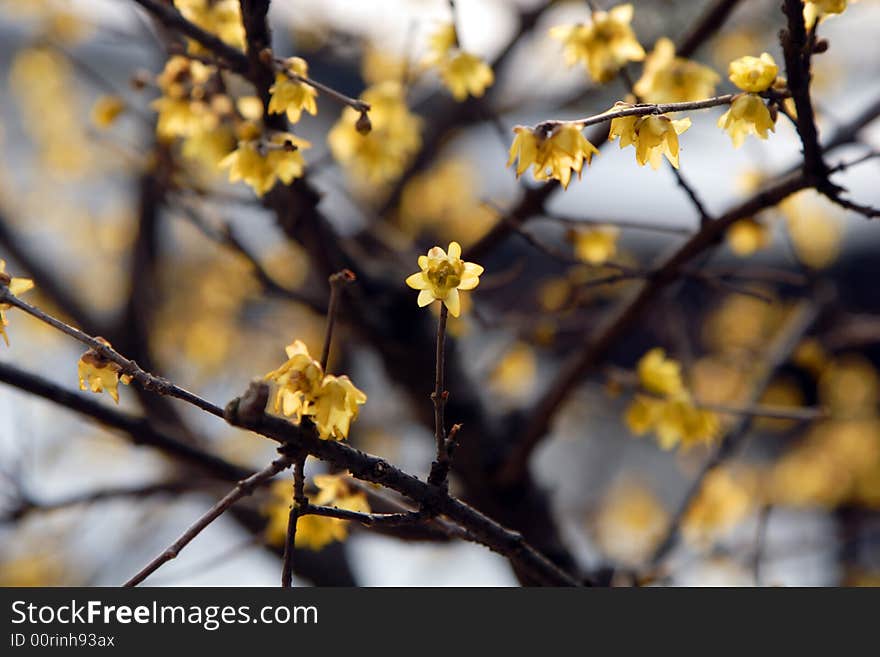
[264, 474, 370, 551]
[219, 132, 310, 197]
[268, 57, 318, 124]
[0, 260, 34, 346]
[625, 348, 720, 450]
[405, 241, 483, 318]
[173, 0, 245, 53]
[634, 38, 720, 103]
[151, 56, 237, 172]
[327, 81, 422, 185]
[424, 23, 494, 101]
[718, 53, 778, 147]
[609, 108, 691, 170]
[265, 340, 367, 441]
[550, 4, 645, 83]
[77, 338, 132, 404]
[507, 123, 600, 189]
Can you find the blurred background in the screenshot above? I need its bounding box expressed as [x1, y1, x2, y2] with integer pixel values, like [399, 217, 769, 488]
[0, 0, 879, 586]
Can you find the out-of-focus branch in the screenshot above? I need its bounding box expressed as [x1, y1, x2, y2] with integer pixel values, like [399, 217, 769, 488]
[130, 0, 249, 73]
[0, 362, 249, 482]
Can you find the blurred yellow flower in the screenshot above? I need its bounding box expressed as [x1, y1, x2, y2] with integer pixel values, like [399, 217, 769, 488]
[626, 349, 720, 449]
[726, 217, 771, 256]
[728, 53, 778, 93]
[780, 190, 843, 269]
[268, 57, 318, 124]
[405, 241, 482, 318]
[490, 342, 538, 400]
[174, 0, 245, 52]
[637, 348, 684, 396]
[91, 94, 125, 128]
[717, 93, 776, 148]
[327, 81, 422, 184]
[398, 159, 495, 246]
[571, 226, 620, 265]
[549, 4, 645, 83]
[77, 338, 132, 404]
[634, 38, 720, 103]
[507, 123, 600, 189]
[595, 480, 668, 566]
[424, 24, 494, 101]
[682, 467, 759, 546]
[264, 474, 370, 550]
[0, 260, 34, 346]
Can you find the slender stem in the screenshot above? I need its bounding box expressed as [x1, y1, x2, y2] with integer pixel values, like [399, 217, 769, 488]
[428, 305, 449, 487]
[273, 57, 370, 114]
[320, 270, 354, 372]
[301, 505, 423, 527]
[531, 94, 739, 132]
[0, 289, 224, 418]
[123, 455, 293, 587]
[281, 455, 307, 588]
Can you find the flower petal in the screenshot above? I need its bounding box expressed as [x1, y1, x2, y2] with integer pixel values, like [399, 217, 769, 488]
[444, 288, 461, 317]
[447, 241, 462, 259]
[405, 272, 428, 289]
[417, 289, 435, 307]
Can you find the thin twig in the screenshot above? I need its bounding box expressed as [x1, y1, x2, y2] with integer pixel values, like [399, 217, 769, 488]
[123, 455, 294, 586]
[320, 270, 355, 372]
[428, 305, 450, 489]
[0, 289, 224, 419]
[280, 454, 307, 588]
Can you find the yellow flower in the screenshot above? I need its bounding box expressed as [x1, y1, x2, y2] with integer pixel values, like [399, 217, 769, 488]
[637, 348, 684, 396]
[507, 123, 600, 189]
[571, 225, 620, 264]
[728, 53, 778, 93]
[490, 342, 538, 400]
[327, 81, 422, 184]
[265, 339, 324, 421]
[268, 58, 318, 124]
[634, 38, 720, 103]
[437, 51, 494, 101]
[153, 97, 217, 140]
[717, 93, 776, 148]
[804, 0, 847, 27]
[726, 217, 771, 256]
[682, 467, 758, 545]
[219, 132, 310, 196]
[77, 338, 132, 403]
[595, 481, 668, 566]
[424, 23, 494, 101]
[174, 0, 245, 52]
[0, 260, 34, 346]
[549, 4, 645, 83]
[312, 375, 368, 441]
[264, 474, 370, 550]
[609, 107, 691, 169]
[91, 95, 125, 128]
[405, 241, 483, 318]
[626, 348, 720, 449]
[181, 125, 236, 170]
[265, 340, 367, 440]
